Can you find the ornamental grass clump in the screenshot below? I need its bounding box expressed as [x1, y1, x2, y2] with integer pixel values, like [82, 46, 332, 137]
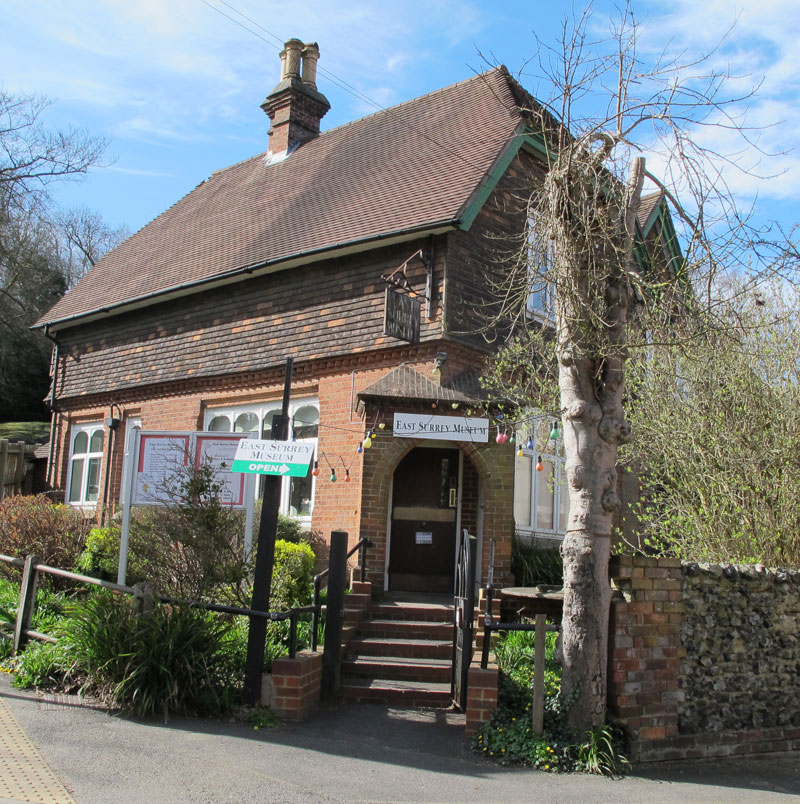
[59, 591, 241, 721]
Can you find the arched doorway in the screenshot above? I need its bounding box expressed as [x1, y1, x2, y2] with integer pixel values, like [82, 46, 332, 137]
[387, 445, 461, 592]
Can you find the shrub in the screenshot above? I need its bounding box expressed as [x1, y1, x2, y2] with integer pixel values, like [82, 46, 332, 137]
[276, 513, 309, 543]
[58, 591, 241, 720]
[0, 495, 92, 585]
[270, 540, 315, 609]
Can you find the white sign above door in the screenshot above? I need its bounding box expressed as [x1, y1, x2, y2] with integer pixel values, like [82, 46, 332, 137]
[393, 413, 489, 443]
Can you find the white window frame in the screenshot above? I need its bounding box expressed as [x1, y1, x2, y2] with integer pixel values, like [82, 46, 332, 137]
[525, 211, 556, 324]
[203, 398, 319, 523]
[66, 421, 105, 508]
[513, 413, 567, 539]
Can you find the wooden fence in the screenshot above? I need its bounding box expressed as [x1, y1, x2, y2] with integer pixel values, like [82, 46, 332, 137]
[0, 440, 37, 499]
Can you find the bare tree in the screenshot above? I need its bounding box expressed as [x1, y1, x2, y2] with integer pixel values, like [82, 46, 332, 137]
[485, 5, 793, 729]
[54, 206, 129, 287]
[0, 91, 107, 212]
[0, 91, 116, 420]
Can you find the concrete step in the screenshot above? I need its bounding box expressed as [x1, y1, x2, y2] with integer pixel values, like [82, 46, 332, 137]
[347, 636, 452, 660]
[340, 677, 453, 707]
[358, 619, 452, 640]
[342, 655, 452, 684]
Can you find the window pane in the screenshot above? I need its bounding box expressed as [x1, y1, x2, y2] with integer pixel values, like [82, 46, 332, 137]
[208, 415, 231, 432]
[68, 458, 85, 502]
[86, 458, 101, 502]
[293, 405, 319, 439]
[234, 412, 258, 433]
[535, 460, 555, 530]
[73, 431, 88, 454]
[261, 409, 281, 438]
[514, 453, 532, 528]
[90, 430, 104, 453]
[289, 473, 313, 517]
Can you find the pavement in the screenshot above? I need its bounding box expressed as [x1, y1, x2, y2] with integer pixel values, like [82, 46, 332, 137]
[1, 672, 799, 804]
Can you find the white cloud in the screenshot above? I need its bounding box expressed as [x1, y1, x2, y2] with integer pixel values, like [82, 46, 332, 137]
[636, 0, 800, 204]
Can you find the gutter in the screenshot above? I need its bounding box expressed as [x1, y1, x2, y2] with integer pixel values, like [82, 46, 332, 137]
[36, 219, 461, 333]
[42, 325, 60, 490]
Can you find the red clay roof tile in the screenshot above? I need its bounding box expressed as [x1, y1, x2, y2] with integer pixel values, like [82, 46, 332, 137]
[40, 67, 525, 327]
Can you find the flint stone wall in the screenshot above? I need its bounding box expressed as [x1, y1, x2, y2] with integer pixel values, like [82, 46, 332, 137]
[679, 562, 800, 733]
[608, 555, 800, 762]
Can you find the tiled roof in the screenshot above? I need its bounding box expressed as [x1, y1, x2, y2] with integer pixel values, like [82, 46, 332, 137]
[637, 191, 663, 235]
[40, 67, 526, 327]
[357, 365, 488, 406]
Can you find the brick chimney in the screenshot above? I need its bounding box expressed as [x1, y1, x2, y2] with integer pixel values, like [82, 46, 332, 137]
[261, 39, 330, 157]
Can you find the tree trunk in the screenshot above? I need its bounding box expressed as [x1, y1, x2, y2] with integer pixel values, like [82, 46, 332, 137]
[558, 156, 644, 731]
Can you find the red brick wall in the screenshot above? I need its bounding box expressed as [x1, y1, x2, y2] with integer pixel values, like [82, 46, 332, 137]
[358, 399, 515, 592]
[607, 555, 683, 755]
[608, 555, 800, 762]
[269, 649, 323, 721]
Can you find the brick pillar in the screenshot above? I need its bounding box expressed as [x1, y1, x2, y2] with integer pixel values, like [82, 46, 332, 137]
[465, 659, 499, 737]
[607, 555, 683, 760]
[269, 650, 323, 722]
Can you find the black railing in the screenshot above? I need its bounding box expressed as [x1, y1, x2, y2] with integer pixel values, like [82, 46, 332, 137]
[311, 536, 372, 652]
[0, 553, 315, 659]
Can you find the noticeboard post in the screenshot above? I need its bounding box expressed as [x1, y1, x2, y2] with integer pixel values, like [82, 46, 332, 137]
[118, 430, 257, 585]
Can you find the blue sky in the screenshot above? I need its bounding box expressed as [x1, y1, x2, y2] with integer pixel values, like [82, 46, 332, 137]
[3, 0, 799, 238]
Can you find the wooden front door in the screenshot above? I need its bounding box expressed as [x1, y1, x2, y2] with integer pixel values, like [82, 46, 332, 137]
[389, 447, 460, 593]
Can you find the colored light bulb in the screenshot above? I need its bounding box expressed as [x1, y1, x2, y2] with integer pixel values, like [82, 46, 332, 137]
[345, 469, 351, 482]
[378, 422, 386, 430]
[330, 471, 337, 482]
[526, 437, 534, 450]
[517, 447, 524, 457]
[357, 442, 363, 454]
[549, 424, 559, 441]
[312, 461, 320, 477]
[536, 456, 544, 472]
[363, 436, 372, 449]
[451, 402, 459, 409]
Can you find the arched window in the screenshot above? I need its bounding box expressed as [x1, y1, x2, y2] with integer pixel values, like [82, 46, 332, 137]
[67, 423, 105, 506]
[204, 399, 320, 522]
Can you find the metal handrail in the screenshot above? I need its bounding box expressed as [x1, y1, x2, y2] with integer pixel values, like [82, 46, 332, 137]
[480, 584, 558, 669]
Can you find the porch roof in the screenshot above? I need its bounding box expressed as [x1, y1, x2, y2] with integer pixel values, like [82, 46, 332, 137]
[357, 365, 488, 411]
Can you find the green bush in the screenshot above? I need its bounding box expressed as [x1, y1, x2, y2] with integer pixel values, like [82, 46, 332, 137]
[75, 526, 123, 581]
[0, 495, 92, 585]
[271, 539, 315, 609]
[58, 592, 240, 720]
[276, 513, 309, 543]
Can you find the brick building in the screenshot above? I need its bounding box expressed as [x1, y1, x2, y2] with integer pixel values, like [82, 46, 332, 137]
[36, 40, 677, 594]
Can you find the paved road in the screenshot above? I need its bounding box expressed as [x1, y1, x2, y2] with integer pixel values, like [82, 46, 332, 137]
[1, 673, 799, 804]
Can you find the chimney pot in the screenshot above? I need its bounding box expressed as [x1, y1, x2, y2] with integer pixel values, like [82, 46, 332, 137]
[283, 38, 303, 79]
[262, 38, 330, 156]
[301, 42, 321, 88]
